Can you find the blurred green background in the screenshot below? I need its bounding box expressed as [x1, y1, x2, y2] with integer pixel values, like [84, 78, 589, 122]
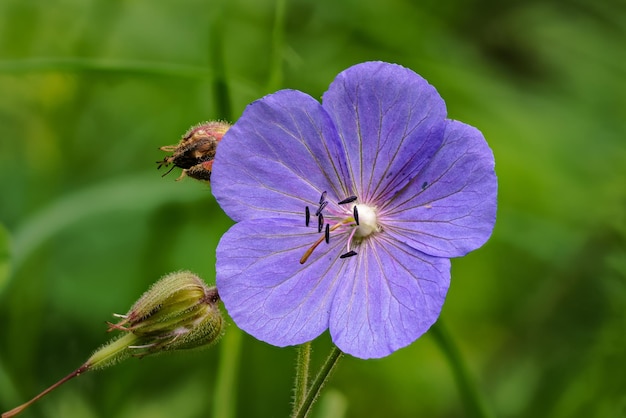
[1, 0, 625, 417]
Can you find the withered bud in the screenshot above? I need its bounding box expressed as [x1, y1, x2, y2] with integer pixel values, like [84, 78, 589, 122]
[157, 121, 231, 183]
[2, 271, 223, 418]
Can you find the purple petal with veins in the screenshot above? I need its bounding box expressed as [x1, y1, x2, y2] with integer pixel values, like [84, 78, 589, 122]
[212, 61, 497, 358]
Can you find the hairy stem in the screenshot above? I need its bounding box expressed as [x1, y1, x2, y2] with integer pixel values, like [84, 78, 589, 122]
[292, 345, 343, 418]
[291, 342, 312, 415]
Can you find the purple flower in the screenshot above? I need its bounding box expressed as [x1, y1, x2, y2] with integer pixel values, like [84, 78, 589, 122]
[211, 61, 497, 359]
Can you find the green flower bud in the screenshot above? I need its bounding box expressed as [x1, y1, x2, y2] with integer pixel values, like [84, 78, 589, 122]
[91, 270, 223, 368]
[2, 271, 223, 418]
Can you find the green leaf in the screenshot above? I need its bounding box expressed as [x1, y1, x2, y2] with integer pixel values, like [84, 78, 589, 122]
[0, 223, 11, 295]
[10, 172, 208, 284]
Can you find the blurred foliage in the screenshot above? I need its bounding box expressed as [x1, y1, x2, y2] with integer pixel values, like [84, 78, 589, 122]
[1, 0, 625, 417]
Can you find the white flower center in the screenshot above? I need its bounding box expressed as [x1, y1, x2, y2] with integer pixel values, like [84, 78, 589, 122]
[300, 192, 381, 264]
[353, 204, 378, 238]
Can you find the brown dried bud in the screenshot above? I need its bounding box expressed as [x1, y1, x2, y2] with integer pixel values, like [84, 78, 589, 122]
[157, 121, 230, 183]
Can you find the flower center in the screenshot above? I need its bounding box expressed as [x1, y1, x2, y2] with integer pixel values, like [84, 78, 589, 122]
[299, 193, 378, 264]
[353, 204, 378, 238]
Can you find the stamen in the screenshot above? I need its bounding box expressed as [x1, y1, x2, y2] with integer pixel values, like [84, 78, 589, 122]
[305, 206, 310, 227]
[319, 191, 327, 204]
[346, 226, 358, 253]
[340, 250, 357, 259]
[300, 220, 352, 264]
[338, 196, 357, 205]
[317, 213, 324, 233]
[353, 205, 359, 225]
[324, 224, 330, 244]
[300, 234, 326, 264]
[315, 201, 328, 216]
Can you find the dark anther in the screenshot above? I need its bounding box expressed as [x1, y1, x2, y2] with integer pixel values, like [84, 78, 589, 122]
[305, 206, 311, 227]
[324, 224, 330, 244]
[315, 201, 328, 216]
[340, 250, 358, 259]
[353, 205, 359, 225]
[421, 181, 428, 190]
[338, 196, 357, 205]
[319, 191, 327, 204]
[317, 213, 324, 233]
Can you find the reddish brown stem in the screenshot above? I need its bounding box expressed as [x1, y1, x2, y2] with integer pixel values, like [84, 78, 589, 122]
[2, 363, 90, 418]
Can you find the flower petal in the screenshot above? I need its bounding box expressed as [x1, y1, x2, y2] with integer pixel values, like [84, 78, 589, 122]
[211, 90, 350, 223]
[329, 237, 450, 359]
[322, 61, 447, 203]
[384, 120, 497, 258]
[216, 218, 349, 347]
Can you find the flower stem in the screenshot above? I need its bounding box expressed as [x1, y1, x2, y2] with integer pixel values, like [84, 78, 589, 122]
[212, 326, 243, 418]
[208, 0, 232, 121]
[1, 364, 89, 418]
[292, 345, 343, 418]
[2, 332, 141, 418]
[291, 342, 311, 414]
[266, 0, 288, 92]
[430, 321, 493, 418]
[207, 3, 240, 415]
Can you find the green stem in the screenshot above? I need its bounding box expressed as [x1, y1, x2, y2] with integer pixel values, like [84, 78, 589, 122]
[430, 321, 493, 418]
[209, 0, 232, 121]
[86, 332, 138, 370]
[266, 0, 288, 92]
[207, 2, 239, 416]
[212, 326, 243, 418]
[291, 342, 312, 415]
[292, 345, 343, 418]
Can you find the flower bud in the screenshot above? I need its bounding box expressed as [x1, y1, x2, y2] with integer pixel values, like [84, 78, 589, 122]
[90, 271, 223, 369]
[1, 271, 223, 418]
[157, 120, 231, 183]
